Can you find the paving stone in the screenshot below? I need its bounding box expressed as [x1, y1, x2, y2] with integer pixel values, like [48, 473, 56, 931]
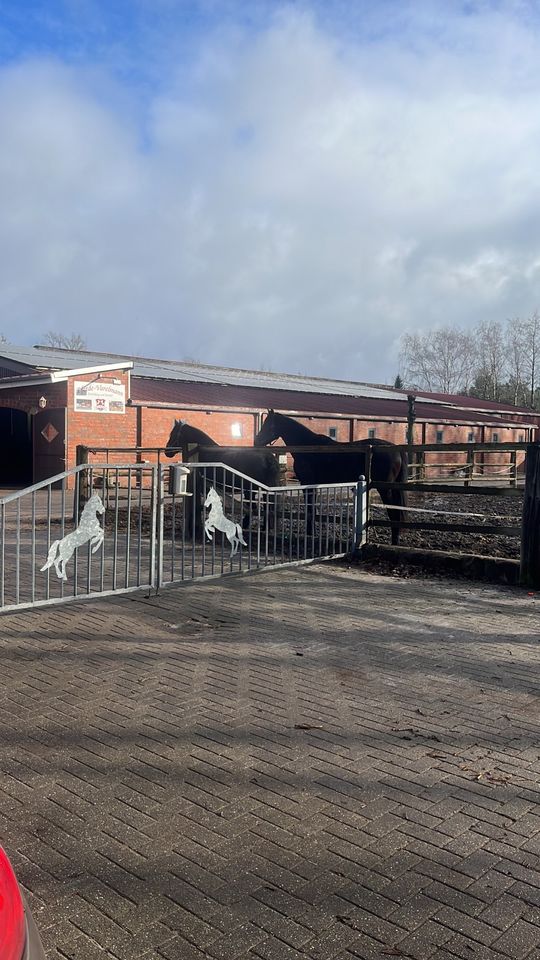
[1, 566, 539, 960]
[491, 918, 540, 959]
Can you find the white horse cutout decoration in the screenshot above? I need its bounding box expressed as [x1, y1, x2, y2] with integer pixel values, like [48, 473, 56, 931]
[41, 494, 105, 581]
[204, 487, 247, 556]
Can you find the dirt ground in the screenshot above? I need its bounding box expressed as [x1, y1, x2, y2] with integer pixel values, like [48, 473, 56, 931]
[370, 489, 523, 560]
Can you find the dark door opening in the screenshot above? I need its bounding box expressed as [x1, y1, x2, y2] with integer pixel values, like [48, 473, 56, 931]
[33, 409, 66, 484]
[0, 408, 33, 487]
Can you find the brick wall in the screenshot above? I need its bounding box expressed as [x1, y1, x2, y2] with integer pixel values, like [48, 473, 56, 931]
[140, 407, 258, 458]
[0, 382, 67, 412]
[418, 423, 526, 478]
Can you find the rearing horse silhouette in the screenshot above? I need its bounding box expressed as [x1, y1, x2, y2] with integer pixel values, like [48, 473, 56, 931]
[41, 494, 105, 580]
[254, 411, 407, 545]
[164, 419, 280, 535]
[204, 487, 247, 556]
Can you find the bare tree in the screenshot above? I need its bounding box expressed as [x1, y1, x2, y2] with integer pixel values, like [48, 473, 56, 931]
[43, 331, 87, 350]
[399, 326, 476, 394]
[400, 314, 540, 409]
[523, 311, 540, 408]
[504, 317, 530, 406]
[473, 320, 507, 401]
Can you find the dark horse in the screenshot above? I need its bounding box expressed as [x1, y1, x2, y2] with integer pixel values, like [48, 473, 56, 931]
[254, 411, 407, 545]
[164, 419, 280, 532]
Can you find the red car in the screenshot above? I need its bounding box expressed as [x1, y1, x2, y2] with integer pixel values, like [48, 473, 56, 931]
[0, 846, 46, 960]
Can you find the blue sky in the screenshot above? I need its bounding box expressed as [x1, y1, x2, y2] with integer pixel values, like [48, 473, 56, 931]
[1, 0, 540, 381]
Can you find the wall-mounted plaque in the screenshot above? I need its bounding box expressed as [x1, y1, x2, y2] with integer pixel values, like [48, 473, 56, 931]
[74, 380, 125, 414]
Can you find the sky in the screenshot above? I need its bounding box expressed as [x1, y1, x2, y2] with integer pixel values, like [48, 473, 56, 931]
[1, 0, 540, 383]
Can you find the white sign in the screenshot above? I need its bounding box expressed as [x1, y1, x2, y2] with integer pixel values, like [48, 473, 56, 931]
[74, 380, 125, 414]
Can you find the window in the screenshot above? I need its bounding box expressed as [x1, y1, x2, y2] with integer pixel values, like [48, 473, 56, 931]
[368, 428, 376, 439]
[467, 432, 474, 443]
[492, 432, 499, 443]
[328, 427, 337, 439]
[436, 430, 444, 443]
[231, 422, 243, 438]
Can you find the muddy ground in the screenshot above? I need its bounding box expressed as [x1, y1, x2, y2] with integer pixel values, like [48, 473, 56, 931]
[369, 488, 523, 560]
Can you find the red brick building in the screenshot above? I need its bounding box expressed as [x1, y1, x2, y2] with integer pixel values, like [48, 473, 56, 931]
[0, 344, 538, 486]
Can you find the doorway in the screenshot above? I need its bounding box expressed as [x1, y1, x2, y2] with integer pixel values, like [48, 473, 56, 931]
[0, 407, 32, 487]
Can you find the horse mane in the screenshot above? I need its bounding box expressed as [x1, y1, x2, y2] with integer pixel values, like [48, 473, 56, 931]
[173, 421, 219, 447]
[271, 412, 334, 443]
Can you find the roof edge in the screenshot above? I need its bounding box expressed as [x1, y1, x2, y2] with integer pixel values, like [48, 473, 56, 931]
[0, 361, 133, 390]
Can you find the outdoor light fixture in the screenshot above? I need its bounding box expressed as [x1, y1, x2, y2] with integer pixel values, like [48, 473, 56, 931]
[231, 422, 242, 438]
[38, 397, 47, 409]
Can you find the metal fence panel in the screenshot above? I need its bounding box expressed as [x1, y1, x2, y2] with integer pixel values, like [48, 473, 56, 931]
[0, 463, 157, 612]
[159, 462, 362, 586]
[0, 461, 365, 612]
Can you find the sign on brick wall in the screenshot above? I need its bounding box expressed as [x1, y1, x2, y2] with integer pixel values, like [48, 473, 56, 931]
[74, 380, 125, 414]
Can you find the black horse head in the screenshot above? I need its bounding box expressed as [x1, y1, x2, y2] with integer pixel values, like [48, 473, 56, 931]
[164, 419, 187, 458]
[254, 410, 280, 446]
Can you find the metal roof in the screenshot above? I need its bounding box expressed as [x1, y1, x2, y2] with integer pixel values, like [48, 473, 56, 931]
[413, 389, 534, 415]
[130, 377, 539, 428]
[0, 344, 538, 426]
[0, 344, 418, 403]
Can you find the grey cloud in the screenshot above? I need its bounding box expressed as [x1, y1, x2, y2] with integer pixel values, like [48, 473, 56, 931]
[1, 5, 540, 381]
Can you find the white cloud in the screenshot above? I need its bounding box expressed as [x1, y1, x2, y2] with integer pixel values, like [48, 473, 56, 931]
[2, 3, 540, 381]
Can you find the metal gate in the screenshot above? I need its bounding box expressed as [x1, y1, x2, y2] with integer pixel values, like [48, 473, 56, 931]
[0, 461, 366, 612]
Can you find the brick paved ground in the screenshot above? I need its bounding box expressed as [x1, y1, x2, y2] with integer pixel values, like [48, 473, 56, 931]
[1, 563, 540, 959]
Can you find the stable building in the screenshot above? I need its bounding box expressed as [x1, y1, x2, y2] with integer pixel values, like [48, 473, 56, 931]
[0, 343, 538, 487]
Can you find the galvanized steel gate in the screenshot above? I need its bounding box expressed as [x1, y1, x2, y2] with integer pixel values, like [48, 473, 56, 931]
[0, 462, 366, 612]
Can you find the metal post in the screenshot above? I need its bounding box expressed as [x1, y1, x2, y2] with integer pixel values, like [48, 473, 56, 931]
[74, 445, 89, 523]
[157, 462, 165, 593]
[149, 465, 159, 594]
[365, 445, 372, 543]
[354, 476, 367, 552]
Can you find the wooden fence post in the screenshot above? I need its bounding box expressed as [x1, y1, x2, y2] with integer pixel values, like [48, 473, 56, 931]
[406, 394, 416, 482]
[520, 443, 540, 588]
[510, 449, 517, 487]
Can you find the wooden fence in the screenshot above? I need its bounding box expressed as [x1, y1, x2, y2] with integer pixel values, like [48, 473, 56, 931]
[404, 440, 527, 484]
[369, 441, 539, 588]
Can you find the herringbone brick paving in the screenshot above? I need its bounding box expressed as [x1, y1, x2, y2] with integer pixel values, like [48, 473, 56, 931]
[1, 564, 540, 958]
